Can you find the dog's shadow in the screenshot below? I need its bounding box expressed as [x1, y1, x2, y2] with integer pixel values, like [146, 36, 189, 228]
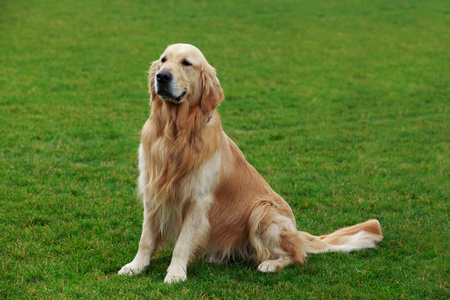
[109, 248, 379, 288]
[108, 244, 354, 285]
[117, 253, 315, 286]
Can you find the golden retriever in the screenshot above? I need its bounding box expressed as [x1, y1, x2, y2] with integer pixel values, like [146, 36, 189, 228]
[118, 44, 383, 283]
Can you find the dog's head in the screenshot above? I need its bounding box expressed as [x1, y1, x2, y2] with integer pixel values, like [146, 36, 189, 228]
[148, 44, 223, 113]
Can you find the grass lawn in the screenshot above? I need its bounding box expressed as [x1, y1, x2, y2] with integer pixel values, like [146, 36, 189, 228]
[1, 0, 448, 298]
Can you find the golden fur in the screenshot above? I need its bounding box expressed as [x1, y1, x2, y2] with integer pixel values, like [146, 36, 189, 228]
[118, 44, 383, 283]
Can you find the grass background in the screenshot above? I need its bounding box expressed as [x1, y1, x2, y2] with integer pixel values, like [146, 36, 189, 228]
[0, 0, 448, 298]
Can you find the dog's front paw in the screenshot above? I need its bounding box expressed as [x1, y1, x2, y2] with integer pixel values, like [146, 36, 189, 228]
[118, 261, 148, 276]
[164, 265, 187, 284]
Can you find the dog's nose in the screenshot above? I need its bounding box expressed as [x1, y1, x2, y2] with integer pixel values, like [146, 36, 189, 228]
[156, 71, 172, 84]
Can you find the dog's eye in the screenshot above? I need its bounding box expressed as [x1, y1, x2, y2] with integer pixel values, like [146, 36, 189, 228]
[161, 57, 167, 63]
[182, 59, 192, 66]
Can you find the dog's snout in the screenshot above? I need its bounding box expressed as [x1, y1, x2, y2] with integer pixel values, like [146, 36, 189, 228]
[156, 71, 172, 84]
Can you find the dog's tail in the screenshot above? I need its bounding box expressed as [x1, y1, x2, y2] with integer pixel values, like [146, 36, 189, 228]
[296, 219, 383, 255]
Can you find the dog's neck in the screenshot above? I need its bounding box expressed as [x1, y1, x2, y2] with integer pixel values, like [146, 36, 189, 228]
[142, 98, 220, 202]
[150, 98, 212, 141]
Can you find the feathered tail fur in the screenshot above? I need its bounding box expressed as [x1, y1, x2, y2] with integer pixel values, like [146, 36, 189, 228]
[298, 219, 383, 255]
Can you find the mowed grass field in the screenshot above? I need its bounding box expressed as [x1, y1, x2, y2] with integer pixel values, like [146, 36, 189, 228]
[1, 0, 448, 298]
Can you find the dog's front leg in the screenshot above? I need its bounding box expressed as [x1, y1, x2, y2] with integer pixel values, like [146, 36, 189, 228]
[164, 196, 211, 283]
[118, 199, 159, 276]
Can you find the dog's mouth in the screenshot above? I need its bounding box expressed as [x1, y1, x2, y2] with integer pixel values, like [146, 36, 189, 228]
[157, 90, 186, 103]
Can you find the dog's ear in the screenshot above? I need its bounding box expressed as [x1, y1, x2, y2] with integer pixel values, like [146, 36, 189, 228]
[148, 60, 160, 104]
[201, 64, 224, 113]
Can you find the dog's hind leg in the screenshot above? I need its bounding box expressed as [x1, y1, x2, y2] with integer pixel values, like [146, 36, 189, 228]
[257, 255, 293, 273]
[250, 210, 305, 273]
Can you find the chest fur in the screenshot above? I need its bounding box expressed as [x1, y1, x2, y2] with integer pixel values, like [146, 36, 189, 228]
[138, 142, 221, 239]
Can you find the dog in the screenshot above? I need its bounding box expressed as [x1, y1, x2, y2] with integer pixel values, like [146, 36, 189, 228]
[118, 44, 383, 283]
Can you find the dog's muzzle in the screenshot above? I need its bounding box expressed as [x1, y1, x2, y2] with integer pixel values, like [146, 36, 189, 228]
[155, 71, 186, 102]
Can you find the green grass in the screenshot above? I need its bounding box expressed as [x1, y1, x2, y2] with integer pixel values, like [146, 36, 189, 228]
[1, 0, 448, 298]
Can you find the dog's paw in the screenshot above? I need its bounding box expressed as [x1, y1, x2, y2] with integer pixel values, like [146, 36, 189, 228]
[118, 262, 147, 276]
[257, 260, 278, 273]
[164, 265, 187, 284]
